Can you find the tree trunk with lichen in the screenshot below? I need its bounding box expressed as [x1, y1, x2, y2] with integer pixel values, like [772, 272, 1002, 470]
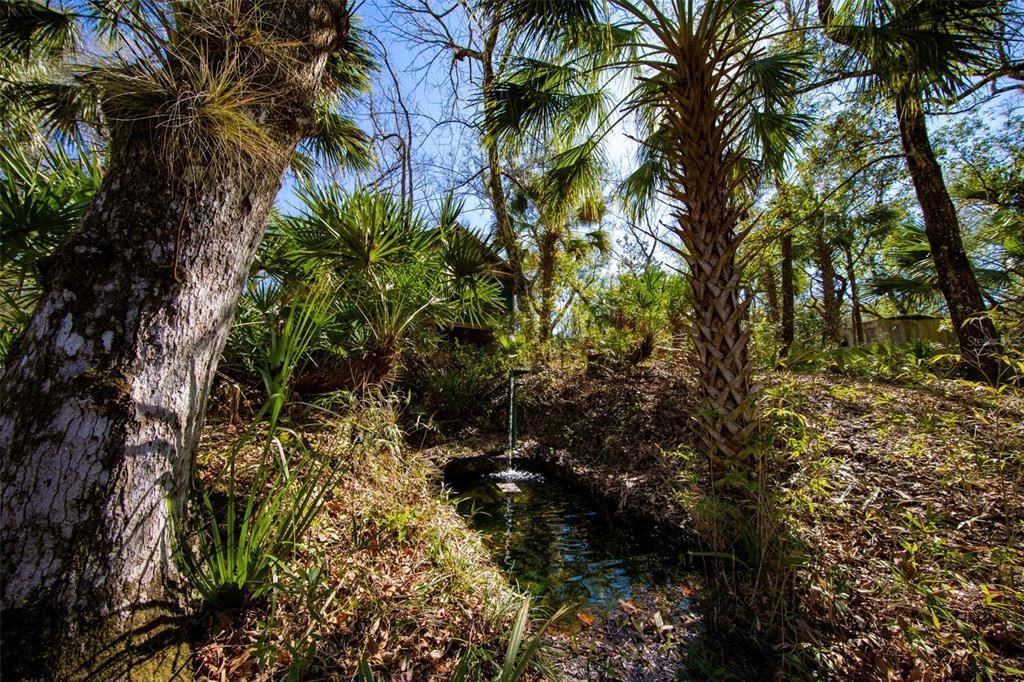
[0, 2, 349, 678]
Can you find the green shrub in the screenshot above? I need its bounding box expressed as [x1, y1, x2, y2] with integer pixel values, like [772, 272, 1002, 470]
[781, 341, 954, 382]
[408, 342, 508, 425]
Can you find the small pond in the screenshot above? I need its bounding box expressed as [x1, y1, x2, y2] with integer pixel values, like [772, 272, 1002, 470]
[445, 456, 694, 614]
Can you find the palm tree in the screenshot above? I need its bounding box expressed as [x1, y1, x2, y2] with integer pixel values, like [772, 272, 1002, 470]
[496, 0, 810, 492]
[619, 1, 809, 491]
[0, 2, 372, 677]
[507, 171, 610, 343]
[481, 28, 626, 340]
[817, 0, 1007, 381]
[261, 187, 504, 392]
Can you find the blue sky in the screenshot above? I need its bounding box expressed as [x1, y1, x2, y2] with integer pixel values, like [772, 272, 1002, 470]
[276, 0, 1023, 274]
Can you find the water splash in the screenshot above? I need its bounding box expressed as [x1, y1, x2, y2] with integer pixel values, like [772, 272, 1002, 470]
[490, 467, 544, 483]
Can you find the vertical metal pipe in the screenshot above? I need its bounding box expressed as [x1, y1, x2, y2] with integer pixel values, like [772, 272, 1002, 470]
[507, 368, 530, 453]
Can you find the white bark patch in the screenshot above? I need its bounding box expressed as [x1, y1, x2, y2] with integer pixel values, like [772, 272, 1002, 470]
[54, 314, 84, 356]
[101, 331, 114, 352]
[64, 333, 84, 357]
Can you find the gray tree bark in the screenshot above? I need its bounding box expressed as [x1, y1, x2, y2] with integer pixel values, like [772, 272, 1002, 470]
[0, 2, 351, 678]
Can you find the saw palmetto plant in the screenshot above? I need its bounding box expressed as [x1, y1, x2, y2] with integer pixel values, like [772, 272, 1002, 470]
[239, 186, 506, 393]
[0, 143, 102, 360]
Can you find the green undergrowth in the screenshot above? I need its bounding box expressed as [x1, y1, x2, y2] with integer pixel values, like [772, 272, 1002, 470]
[683, 374, 1024, 680]
[188, 398, 556, 681]
[770, 374, 1024, 680]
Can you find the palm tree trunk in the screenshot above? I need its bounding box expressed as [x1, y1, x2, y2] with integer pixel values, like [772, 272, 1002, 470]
[657, 30, 758, 493]
[844, 246, 864, 345]
[764, 262, 780, 327]
[663, 117, 756, 490]
[895, 94, 1002, 381]
[0, 3, 346, 677]
[680, 209, 756, 488]
[537, 233, 557, 342]
[779, 232, 795, 361]
[480, 18, 530, 305]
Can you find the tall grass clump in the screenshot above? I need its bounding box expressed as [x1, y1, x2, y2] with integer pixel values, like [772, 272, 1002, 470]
[174, 283, 335, 610]
[173, 436, 339, 610]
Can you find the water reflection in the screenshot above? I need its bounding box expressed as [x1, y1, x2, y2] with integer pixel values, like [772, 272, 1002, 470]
[448, 465, 685, 612]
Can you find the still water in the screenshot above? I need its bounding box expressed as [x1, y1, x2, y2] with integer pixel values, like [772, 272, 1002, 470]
[446, 458, 690, 613]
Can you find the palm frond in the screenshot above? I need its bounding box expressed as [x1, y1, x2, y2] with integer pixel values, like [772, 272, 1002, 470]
[747, 108, 813, 177]
[323, 20, 376, 103]
[618, 132, 667, 221]
[299, 107, 373, 175]
[746, 50, 813, 107]
[825, 0, 1003, 102]
[483, 59, 606, 151]
[540, 137, 605, 207]
[287, 186, 430, 273]
[866, 273, 939, 302]
[0, 0, 79, 58]
[482, 0, 600, 39]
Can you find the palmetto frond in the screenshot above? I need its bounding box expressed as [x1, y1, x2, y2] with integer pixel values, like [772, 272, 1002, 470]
[0, 144, 101, 270]
[291, 108, 373, 180]
[560, 20, 644, 71]
[541, 138, 605, 208]
[284, 186, 431, 274]
[0, 143, 101, 338]
[0, 0, 79, 58]
[564, 228, 611, 257]
[618, 131, 668, 221]
[436, 192, 465, 232]
[439, 221, 504, 281]
[481, 0, 599, 38]
[483, 58, 608, 154]
[323, 20, 375, 104]
[821, 0, 1003, 102]
[866, 273, 939, 305]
